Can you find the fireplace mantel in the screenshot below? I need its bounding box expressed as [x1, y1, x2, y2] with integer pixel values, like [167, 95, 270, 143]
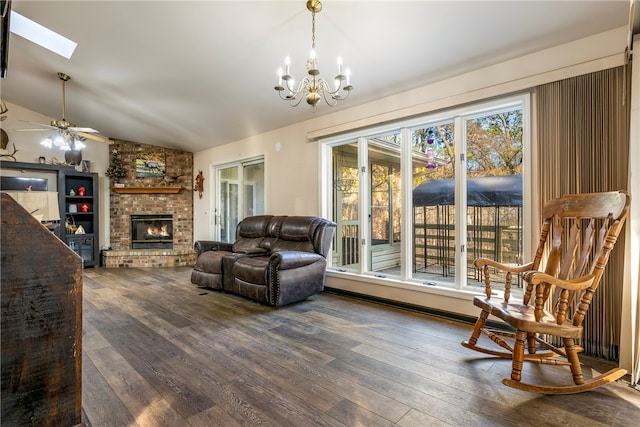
[112, 186, 182, 194]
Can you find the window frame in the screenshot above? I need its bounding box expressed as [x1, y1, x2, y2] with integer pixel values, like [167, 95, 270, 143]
[320, 93, 531, 293]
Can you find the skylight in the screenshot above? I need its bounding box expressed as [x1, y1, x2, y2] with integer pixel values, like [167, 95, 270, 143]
[10, 11, 77, 59]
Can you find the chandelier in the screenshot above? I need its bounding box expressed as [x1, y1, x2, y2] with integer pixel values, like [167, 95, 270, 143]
[274, 0, 353, 111]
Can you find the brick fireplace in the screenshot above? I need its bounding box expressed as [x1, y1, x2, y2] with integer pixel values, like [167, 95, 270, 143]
[102, 140, 197, 268]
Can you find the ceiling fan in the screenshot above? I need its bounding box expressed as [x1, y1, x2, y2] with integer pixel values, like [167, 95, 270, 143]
[17, 72, 111, 146]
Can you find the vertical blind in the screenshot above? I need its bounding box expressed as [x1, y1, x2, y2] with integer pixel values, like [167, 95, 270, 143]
[535, 66, 631, 360]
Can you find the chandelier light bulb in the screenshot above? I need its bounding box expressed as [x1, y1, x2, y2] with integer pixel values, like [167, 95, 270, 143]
[337, 56, 342, 74]
[285, 56, 291, 75]
[41, 137, 52, 148]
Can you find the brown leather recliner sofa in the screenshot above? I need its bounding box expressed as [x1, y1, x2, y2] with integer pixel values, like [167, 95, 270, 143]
[191, 215, 336, 306]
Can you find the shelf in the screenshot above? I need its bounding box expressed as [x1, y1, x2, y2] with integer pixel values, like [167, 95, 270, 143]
[112, 186, 183, 194]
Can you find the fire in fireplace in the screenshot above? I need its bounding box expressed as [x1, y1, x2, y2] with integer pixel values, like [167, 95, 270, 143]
[130, 214, 173, 249]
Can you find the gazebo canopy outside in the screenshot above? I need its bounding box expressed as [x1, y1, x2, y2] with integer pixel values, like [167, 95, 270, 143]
[412, 175, 523, 282]
[413, 175, 522, 207]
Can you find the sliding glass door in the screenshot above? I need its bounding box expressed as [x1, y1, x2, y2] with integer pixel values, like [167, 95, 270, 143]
[214, 158, 264, 242]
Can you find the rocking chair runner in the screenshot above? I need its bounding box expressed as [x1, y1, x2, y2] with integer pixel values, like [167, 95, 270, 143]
[462, 190, 630, 394]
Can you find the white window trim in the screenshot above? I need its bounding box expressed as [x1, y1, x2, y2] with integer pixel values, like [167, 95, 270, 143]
[320, 93, 531, 295]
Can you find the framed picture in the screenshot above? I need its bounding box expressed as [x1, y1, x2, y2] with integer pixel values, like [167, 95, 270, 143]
[135, 153, 166, 177]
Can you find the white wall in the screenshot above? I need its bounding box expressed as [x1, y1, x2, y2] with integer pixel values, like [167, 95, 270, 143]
[0, 101, 111, 249]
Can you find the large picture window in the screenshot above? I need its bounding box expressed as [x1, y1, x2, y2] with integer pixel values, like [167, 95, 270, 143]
[323, 94, 530, 292]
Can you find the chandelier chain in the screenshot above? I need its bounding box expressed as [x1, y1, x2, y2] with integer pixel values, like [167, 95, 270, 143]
[311, 10, 316, 51]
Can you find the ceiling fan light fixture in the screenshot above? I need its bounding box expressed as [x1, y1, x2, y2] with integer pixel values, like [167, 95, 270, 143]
[40, 137, 52, 149]
[36, 72, 106, 152]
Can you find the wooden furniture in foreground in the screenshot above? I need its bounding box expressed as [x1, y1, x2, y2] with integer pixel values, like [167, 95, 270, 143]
[1, 193, 83, 425]
[461, 190, 630, 394]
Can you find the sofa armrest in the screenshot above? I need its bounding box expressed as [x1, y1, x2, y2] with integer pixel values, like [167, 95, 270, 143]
[194, 240, 233, 256]
[270, 251, 324, 270]
[267, 251, 327, 306]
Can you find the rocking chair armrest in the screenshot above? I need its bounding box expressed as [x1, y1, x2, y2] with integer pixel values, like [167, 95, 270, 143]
[474, 258, 534, 273]
[524, 271, 596, 291]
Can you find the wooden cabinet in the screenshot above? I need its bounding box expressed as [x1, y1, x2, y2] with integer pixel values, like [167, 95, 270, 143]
[1, 161, 100, 267]
[60, 170, 99, 267]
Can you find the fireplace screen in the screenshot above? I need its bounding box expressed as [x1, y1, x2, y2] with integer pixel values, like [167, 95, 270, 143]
[131, 214, 173, 249]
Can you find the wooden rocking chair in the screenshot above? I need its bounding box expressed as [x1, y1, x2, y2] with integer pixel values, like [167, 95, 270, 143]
[461, 190, 630, 394]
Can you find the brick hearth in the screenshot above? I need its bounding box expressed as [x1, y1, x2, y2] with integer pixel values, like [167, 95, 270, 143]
[102, 249, 196, 268]
[106, 140, 196, 268]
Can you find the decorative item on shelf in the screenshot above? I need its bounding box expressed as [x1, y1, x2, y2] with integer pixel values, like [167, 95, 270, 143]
[65, 215, 77, 234]
[105, 148, 127, 182]
[158, 173, 185, 186]
[68, 204, 78, 213]
[77, 186, 85, 197]
[69, 189, 76, 196]
[274, 0, 353, 111]
[39, 156, 46, 164]
[194, 170, 205, 199]
[75, 225, 85, 234]
[81, 204, 89, 213]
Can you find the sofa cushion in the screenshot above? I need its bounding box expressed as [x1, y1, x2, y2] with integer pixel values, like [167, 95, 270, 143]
[233, 256, 269, 286]
[194, 250, 229, 274]
[256, 215, 285, 252]
[231, 215, 272, 252]
[237, 215, 273, 238]
[270, 216, 320, 253]
[280, 216, 321, 241]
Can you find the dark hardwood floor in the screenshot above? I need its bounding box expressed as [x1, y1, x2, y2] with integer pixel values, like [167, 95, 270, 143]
[81, 267, 640, 427]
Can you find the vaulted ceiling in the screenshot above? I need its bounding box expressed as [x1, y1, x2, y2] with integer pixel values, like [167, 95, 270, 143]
[1, 1, 631, 153]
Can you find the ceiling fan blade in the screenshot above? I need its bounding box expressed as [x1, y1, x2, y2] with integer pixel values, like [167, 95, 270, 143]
[13, 128, 52, 132]
[18, 120, 55, 129]
[70, 126, 99, 133]
[77, 131, 112, 144]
